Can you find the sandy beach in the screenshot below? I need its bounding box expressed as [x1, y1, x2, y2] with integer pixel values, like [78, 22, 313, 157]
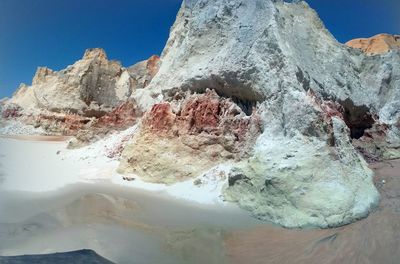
[0, 136, 260, 264]
[1, 136, 399, 264]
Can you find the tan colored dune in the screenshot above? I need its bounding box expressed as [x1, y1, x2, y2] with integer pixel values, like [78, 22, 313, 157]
[346, 33, 400, 55]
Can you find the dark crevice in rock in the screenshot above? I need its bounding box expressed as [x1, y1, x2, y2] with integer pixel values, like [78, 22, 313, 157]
[296, 66, 311, 91]
[339, 99, 375, 139]
[164, 83, 261, 116]
[83, 109, 108, 118]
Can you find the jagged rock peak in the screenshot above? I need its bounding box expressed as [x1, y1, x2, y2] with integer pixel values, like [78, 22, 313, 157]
[346, 33, 400, 55]
[83, 48, 108, 60]
[32, 67, 55, 85]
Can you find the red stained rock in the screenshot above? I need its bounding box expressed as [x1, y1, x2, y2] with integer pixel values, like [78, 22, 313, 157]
[95, 101, 137, 129]
[180, 91, 221, 131]
[320, 101, 344, 120]
[34, 113, 90, 135]
[2, 105, 22, 119]
[346, 34, 400, 55]
[146, 55, 161, 79]
[141, 89, 262, 156]
[143, 103, 176, 132]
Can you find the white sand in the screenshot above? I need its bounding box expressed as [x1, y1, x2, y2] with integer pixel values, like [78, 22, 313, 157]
[0, 131, 257, 263]
[0, 126, 229, 205]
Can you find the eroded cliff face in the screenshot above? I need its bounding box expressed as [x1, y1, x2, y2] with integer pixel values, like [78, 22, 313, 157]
[346, 34, 400, 55]
[122, 0, 398, 228]
[4, 49, 159, 140]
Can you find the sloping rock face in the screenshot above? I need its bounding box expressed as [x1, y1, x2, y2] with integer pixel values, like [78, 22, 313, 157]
[346, 34, 400, 55]
[120, 0, 400, 228]
[128, 55, 161, 90]
[0, 250, 114, 264]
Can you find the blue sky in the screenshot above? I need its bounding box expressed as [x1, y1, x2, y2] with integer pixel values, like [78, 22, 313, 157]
[0, 0, 399, 99]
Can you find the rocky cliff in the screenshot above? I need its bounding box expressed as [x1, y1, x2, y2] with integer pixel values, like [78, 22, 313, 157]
[3, 0, 400, 228]
[121, 0, 400, 228]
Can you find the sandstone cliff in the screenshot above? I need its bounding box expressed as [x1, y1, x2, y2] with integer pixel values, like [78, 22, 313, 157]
[346, 34, 400, 55]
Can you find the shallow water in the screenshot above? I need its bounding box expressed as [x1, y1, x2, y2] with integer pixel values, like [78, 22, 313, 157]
[0, 183, 261, 264]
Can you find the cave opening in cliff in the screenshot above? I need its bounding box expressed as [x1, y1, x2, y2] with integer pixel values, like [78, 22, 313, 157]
[164, 85, 262, 116]
[339, 99, 375, 139]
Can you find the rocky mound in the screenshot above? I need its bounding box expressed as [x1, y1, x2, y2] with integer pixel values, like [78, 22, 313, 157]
[346, 34, 400, 55]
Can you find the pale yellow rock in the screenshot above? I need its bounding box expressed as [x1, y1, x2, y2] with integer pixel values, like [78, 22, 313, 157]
[118, 132, 228, 185]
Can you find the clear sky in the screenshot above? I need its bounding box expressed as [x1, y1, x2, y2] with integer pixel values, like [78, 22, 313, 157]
[0, 0, 399, 99]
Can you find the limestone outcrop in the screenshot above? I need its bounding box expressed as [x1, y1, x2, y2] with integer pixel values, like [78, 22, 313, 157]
[346, 34, 400, 55]
[10, 48, 131, 114]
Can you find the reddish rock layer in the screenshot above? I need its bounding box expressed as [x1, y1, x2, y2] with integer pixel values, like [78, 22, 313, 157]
[32, 113, 91, 135]
[142, 89, 262, 156]
[95, 101, 138, 129]
[146, 55, 161, 80]
[1, 104, 22, 119]
[346, 34, 400, 55]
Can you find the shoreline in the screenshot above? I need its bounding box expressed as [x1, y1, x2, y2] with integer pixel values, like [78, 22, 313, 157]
[0, 134, 72, 142]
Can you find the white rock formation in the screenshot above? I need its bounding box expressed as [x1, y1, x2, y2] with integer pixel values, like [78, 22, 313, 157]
[124, 0, 400, 228]
[9, 49, 159, 117]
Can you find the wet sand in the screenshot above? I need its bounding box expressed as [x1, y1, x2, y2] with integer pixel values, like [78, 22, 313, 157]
[0, 135, 72, 142]
[0, 137, 261, 264]
[0, 183, 261, 264]
[224, 159, 400, 264]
